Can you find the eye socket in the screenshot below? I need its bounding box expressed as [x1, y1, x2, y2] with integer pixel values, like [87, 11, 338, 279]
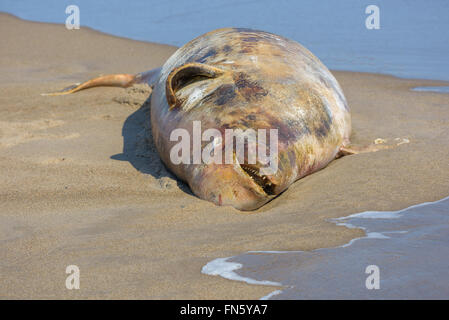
[166, 63, 225, 109]
[170, 67, 214, 91]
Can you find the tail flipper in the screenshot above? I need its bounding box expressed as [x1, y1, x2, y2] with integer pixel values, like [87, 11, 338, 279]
[41, 67, 161, 96]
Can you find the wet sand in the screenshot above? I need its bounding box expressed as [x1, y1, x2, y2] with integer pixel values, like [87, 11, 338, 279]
[1, 13, 448, 299]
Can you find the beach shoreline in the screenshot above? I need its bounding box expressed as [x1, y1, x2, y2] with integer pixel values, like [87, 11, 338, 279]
[1, 13, 448, 299]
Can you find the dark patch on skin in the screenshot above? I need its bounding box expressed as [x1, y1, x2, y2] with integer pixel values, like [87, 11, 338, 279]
[185, 47, 205, 63]
[313, 103, 333, 138]
[237, 33, 261, 54]
[233, 73, 268, 102]
[212, 84, 237, 105]
[242, 36, 260, 43]
[195, 48, 217, 63]
[286, 119, 309, 131]
[314, 117, 331, 138]
[240, 44, 258, 52]
[285, 118, 311, 138]
[223, 45, 232, 53]
[264, 114, 301, 145]
[227, 111, 254, 128]
[239, 47, 253, 54]
[240, 119, 250, 127]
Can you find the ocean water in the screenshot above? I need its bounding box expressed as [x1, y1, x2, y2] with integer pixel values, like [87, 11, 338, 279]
[412, 86, 449, 94]
[203, 197, 449, 299]
[2, 1, 449, 299]
[1, 0, 449, 83]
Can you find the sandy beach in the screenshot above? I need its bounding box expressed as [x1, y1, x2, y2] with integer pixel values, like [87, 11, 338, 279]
[1, 13, 448, 299]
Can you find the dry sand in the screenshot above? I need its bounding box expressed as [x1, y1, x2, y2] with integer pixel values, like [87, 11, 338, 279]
[0, 13, 448, 299]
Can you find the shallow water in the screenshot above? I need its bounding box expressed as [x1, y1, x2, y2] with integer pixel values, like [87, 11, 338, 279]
[1, 0, 448, 82]
[412, 86, 449, 94]
[203, 197, 449, 299]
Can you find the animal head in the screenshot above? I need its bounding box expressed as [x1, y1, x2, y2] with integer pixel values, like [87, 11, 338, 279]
[160, 62, 285, 210]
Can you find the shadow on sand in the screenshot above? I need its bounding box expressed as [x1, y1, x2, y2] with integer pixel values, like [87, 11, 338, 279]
[110, 93, 192, 194]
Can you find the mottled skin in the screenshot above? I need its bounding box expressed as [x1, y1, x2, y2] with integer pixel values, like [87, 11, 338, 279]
[45, 28, 353, 211]
[150, 28, 351, 210]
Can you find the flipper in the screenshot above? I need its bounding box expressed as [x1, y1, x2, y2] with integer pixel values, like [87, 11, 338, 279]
[41, 67, 161, 96]
[336, 138, 409, 158]
[135, 67, 161, 87]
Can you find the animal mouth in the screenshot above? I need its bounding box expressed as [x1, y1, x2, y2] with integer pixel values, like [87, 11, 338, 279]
[240, 164, 276, 195]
